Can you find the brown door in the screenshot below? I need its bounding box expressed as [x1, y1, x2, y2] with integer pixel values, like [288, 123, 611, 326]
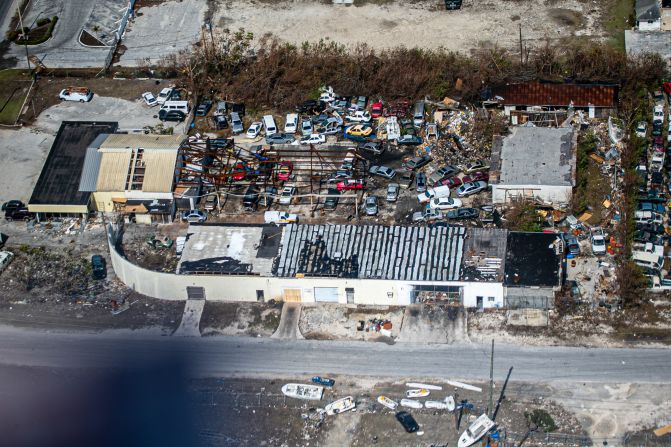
[282, 288, 302, 303]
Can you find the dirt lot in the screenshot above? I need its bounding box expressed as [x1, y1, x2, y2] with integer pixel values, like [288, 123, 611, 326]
[300, 304, 404, 341]
[214, 0, 611, 53]
[199, 301, 283, 336]
[0, 221, 185, 333]
[190, 377, 590, 447]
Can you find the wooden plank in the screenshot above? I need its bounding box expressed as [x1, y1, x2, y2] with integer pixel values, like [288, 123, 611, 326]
[654, 423, 671, 437]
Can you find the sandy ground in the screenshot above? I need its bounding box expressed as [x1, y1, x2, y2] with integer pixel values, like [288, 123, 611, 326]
[0, 95, 182, 204]
[215, 0, 603, 52]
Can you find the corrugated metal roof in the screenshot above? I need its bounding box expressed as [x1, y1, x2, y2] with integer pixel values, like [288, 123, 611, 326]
[493, 82, 618, 108]
[78, 146, 104, 192]
[274, 224, 466, 281]
[142, 149, 177, 192]
[96, 152, 132, 191]
[99, 134, 184, 151]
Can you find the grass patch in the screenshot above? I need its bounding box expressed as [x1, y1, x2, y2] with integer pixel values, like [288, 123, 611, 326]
[0, 80, 30, 125]
[602, 0, 635, 51]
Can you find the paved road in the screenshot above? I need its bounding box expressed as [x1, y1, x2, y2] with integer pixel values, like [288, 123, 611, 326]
[0, 327, 669, 383]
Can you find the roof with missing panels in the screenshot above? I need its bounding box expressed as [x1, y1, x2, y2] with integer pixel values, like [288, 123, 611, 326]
[493, 82, 618, 108]
[274, 224, 466, 280]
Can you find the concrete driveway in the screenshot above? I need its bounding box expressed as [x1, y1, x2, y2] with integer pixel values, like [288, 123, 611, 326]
[4, 0, 113, 68]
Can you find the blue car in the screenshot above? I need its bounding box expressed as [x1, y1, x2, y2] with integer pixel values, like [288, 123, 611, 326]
[311, 376, 335, 387]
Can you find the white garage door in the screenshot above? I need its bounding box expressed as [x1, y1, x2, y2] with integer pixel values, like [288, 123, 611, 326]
[314, 287, 339, 302]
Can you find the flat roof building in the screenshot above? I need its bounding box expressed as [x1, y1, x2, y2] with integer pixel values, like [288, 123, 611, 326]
[490, 126, 576, 206]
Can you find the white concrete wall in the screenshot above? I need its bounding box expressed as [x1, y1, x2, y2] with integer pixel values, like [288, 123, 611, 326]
[639, 19, 662, 31]
[492, 184, 571, 205]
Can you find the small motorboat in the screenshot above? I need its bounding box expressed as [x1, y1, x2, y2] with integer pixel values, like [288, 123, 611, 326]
[405, 388, 430, 398]
[444, 395, 456, 411]
[281, 383, 324, 401]
[400, 399, 423, 409]
[425, 400, 450, 410]
[377, 395, 398, 410]
[325, 396, 355, 415]
[458, 414, 496, 447]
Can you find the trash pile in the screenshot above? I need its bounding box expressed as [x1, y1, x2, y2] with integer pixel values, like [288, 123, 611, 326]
[358, 317, 393, 334]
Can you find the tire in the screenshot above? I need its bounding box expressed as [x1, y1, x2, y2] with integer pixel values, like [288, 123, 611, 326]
[79, 99, 84, 103]
[5, 217, 12, 222]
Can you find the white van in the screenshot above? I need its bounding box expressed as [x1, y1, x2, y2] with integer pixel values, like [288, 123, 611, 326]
[284, 113, 298, 134]
[263, 115, 277, 136]
[160, 100, 189, 114]
[632, 250, 664, 272]
[413, 101, 425, 126]
[417, 185, 450, 203]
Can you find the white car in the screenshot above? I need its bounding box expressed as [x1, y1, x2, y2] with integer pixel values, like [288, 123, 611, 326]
[284, 113, 298, 134]
[279, 186, 297, 205]
[319, 86, 336, 103]
[428, 197, 462, 210]
[346, 110, 372, 123]
[142, 92, 157, 107]
[156, 87, 173, 105]
[653, 105, 664, 123]
[591, 227, 607, 256]
[300, 134, 326, 145]
[246, 122, 262, 139]
[635, 121, 647, 138]
[301, 119, 313, 136]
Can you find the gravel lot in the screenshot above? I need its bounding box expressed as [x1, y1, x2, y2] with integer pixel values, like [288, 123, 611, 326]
[215, 0, 605, 53]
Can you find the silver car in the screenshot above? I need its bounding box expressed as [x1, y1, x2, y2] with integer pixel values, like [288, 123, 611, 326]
[364, 196, 378, 215]
[369, 165, 396, 179]
[230, 112, 244, 134]
[386, 183, 400, 202]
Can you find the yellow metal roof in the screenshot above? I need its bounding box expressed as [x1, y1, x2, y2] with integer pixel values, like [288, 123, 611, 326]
[99, 134, 184, 151]
[96, 152, 132, 191]
[142, 149, 178, 192]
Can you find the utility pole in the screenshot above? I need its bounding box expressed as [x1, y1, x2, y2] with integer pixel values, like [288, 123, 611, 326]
[488, 338, 494, 416]
[16, 4, 31, 71]
[519, 23, 523, 65]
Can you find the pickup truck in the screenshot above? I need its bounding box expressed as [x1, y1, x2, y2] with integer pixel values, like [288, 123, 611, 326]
[264, 211, 298, 224]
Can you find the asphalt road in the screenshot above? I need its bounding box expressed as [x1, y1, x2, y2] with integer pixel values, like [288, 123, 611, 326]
[0, 327, 669, 383]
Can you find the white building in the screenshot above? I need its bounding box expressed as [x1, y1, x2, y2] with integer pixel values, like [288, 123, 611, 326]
[636, 0, 662, 31]
[490, 126, 576, 206]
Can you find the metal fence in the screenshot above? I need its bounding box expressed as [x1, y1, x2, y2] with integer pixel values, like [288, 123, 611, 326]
[103, 0, 135, 71]
[504, 295, 553, 310]
[504, 430, 593, 446]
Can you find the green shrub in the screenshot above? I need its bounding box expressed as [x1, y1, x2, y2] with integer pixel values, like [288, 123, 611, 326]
[36, 17, 50, 27]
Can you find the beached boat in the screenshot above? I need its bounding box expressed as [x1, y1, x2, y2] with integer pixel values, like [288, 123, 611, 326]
[377, 395, 398, 410]
[400, 399, 423, 409]
[281, 383, 324, 401]
[406, 382, 442, 391]
[447, 380, 482, 392]
[458, 414, 496, 447]
[325, 396, 355, 415]
[405, 388, 430, 398]
[425, 400, 450, 410]
[444, 395, 456, 411]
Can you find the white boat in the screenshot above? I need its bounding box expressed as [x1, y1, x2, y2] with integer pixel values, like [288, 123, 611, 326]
[406, 388, 430, 398]
[458, 414, 496, 447]
[425, 400, 450, 410]
[444, 395, 456, 411]
[400, 398, 423, 409]
[447, 380, 482, 392]
[406, 382, 442, 391]
[325, 396, 355, 415]
[281, 383, 323, 401]
[377, 395, 398, 410]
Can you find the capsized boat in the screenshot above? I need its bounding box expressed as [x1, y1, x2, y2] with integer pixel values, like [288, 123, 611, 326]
[458, 414, 496, 447]
[406, 382, 442, 391]
[400, 398, 423, 409]
[377, 395, 398, 410]
[281, 383, 324, 401]
[425, 400, 450, 410]
[406, 388, 430, 398]
[325, 396, 355, 415]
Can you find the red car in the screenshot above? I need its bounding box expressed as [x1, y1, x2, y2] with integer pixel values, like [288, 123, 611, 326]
[436, 176, 463, 188]
[231, 162, 247, 181]
[336, 179, 364, 191]
[462, 171, 490, 183]
[371, 102, 383, 118]
[277, 161, 293, 181]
